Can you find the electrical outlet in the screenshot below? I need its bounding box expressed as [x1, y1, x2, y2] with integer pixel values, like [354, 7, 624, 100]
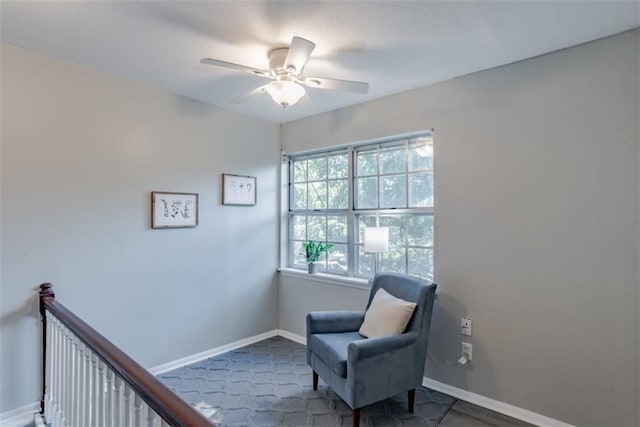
[461, 317, 472, 336]
[461, 342, 473, 361]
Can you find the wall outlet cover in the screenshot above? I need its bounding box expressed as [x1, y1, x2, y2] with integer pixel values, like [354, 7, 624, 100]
[462, 342, 473, 360]
[461, 317, 472, 336]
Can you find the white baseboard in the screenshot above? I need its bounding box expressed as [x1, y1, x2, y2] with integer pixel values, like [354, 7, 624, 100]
[0, 401, 39, 427]
[276, 329, 306, 345]
[422, 377, 574, 427]
[149, 330, 280, 375]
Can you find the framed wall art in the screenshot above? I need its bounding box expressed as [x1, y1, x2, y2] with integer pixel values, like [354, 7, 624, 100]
[222, 174, 257, 206]
[151, 191, 199, 228]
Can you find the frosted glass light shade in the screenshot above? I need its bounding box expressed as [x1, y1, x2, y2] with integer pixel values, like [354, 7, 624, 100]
[364, 227, 389, 253]
[265, 80, 305, 107]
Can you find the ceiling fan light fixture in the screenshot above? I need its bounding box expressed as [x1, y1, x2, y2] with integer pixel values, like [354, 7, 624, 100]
[265, 80, 305, 108]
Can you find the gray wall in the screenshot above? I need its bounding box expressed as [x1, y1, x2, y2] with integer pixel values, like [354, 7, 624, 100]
[0, 43, 280, 412]
[279, 30, 640, 426]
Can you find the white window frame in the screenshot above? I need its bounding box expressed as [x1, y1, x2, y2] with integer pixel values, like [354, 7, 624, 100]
[286, 131, 434, 281]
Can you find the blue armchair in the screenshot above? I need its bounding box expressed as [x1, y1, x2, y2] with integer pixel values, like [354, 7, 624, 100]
[306, 273, 437, 426]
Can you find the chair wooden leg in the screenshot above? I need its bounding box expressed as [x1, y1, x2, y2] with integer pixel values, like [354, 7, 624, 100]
[352, 408, 361, 427]
[408, 388, 415, 413]
[312, 370, 318, 391]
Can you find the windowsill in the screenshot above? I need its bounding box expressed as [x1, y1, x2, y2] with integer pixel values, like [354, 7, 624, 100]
[278, 267, 371, 290]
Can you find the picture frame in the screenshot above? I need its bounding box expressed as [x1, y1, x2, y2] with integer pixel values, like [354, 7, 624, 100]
[151, 191, 199, 229]
[222, 174, 257, 206]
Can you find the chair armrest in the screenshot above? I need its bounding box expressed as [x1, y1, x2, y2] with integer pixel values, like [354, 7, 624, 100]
[306, 311, 365, 335]
[348, 332, 418, 362]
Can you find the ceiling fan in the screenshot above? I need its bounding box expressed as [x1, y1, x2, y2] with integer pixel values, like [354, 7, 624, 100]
[200, 36, 369, 108]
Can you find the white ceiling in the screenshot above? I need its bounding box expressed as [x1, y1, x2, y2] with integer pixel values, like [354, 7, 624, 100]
[1, 1, 639, 123]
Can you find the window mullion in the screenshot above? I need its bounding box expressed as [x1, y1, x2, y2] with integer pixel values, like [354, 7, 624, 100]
[405, 140, 409, 209]
[405, 216, 409, 275]
[325, 156, 329, 210]
[347, 147, 356, 277]
[376, 144, 380, 209]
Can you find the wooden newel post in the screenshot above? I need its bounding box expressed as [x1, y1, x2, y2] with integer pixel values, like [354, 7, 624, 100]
[39, 283, 55, 415]
[39, 283, 55, 312]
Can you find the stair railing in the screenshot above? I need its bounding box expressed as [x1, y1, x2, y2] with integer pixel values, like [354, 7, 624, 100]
[39, 283, 213, 427]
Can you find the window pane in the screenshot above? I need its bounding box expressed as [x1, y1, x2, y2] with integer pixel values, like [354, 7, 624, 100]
[408, 140, 433, 171]
[379, 216, 406, 246]
[293, 183, 307, 209]
[328, 179, 348, 209]
[307, 157, 327, 181]
[356, 177, 378, 208]
[328, 154, 348, 179]
[291, 215, 306, 240]
[407, 215, 434, 247]
[325, 244, 348, 274]
[357, 246, 375, 276]
[290, 240, 306, 268]
[408, 172, 434, 207]
[293, 160, 307, 182]
[327, 215, 348, 243]
[356, 150, 377, 176]
[379, 146, 405, 174]
[315, 251, 328, 271]
[309, 181, 327, 209]
[307, 216, 326, 241]
[380, 247, 407, 274]
[380, 175, 406, 208]
[358, 215, 377, 243]
[408, 248, 434, 281]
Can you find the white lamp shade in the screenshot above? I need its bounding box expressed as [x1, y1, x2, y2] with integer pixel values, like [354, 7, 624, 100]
[364, 227, 389, 253]
[265, 80, 305, 107]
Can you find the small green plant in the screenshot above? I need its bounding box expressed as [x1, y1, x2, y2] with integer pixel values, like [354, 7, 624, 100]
[303, 240, 334, 263]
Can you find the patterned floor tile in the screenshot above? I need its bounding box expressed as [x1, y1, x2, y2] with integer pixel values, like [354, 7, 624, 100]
[157, 337, 455, 426]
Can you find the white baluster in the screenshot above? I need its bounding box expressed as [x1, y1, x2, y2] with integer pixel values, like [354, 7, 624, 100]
[114, 375, 123, 427]
[62, 325, 70, 426]
[66, 332, 72, 427]
[84, 346, 92, 426]
[133, 394, 143, 427]
[105, 368, 114, 427]
[98, 359, 106, 426]
[45, 313, 55, 419]
[57, 322, 64, 425]
[146, 406, 157, 427]
[49, 318, 55, 425]
[123, 383, 133, 427]
[91, 352, 98, 426]
[70, 336, 79, 426]
[44, 313, 51, 418]
[160, 420, 170, 427]
[54, 319, 63, 426]
[78, 341, 89, 425]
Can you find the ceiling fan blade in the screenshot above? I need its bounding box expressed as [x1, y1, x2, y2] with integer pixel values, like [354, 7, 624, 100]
[283, 36, 316, 75]
[301, 77, 369, 94]
[200, 58, 271, 77]
[229, 83, 270, 104]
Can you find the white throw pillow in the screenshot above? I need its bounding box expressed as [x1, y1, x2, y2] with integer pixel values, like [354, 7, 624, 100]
[359, 288, 417, 338]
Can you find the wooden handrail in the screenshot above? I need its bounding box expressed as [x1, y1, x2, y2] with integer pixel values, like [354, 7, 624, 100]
[39, 283, 213, 426]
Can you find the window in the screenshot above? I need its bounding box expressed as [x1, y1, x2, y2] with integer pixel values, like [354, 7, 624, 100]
[288, 132, 434, 281]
